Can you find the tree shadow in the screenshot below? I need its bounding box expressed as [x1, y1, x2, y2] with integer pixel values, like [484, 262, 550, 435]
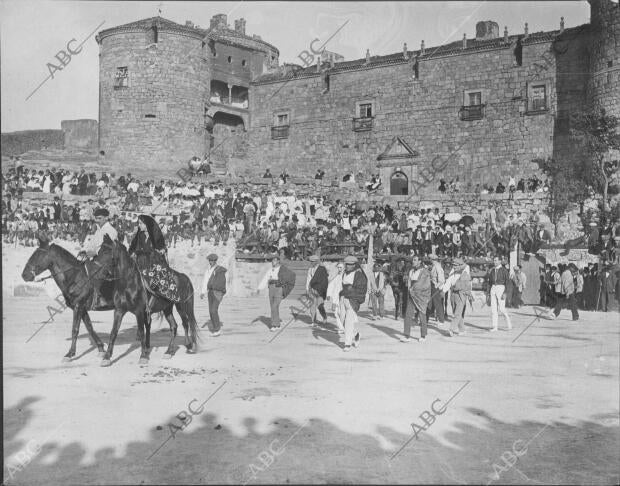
[4, 396, 619, 484]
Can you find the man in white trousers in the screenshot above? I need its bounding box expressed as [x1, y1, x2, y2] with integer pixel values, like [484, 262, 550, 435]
[485, 256, 512, 331]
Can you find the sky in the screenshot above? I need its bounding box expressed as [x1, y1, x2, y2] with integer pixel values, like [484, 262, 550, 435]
[0, 0, 591, 132]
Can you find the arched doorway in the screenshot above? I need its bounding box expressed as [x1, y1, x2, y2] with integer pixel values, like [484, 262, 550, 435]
[390, 171, 408, 195]
[210, 112, 245, 159]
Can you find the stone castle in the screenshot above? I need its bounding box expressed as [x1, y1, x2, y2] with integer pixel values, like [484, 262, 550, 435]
[95, 0, 619, 196]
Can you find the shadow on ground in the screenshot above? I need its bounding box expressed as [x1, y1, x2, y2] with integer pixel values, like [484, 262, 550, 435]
[3, 396, 619, 484]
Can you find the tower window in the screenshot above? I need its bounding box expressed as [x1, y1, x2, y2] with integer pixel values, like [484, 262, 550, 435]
[608, 60, 613, 68]
[114, 67, 129, 88]
[227, 56, 232, 63]
[147, 26, 158, 44]
[242, 59, 247, 66]
[145, 114, 156, 118]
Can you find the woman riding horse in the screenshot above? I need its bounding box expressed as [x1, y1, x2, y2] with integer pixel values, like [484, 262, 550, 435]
[128, 214, 179, 302]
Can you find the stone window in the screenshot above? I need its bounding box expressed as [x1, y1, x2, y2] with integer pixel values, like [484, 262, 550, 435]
[357, 102, 374, 118]
[147, 26, 158, 45]
[460, 89, 485, 120]
[390, 171, 408, 195]
[527, 81, 549, 113]
[114, 67, 129, 89]
[274, 112, 289, 126]
[271, 111, 290, 139]
[227, 56, 232, 63]
[242, 59, 247, 67]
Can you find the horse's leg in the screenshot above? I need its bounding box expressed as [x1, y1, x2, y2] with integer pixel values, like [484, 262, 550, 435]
[175, 301, 198, 354]
[63, 306, 83, 362]
[81, 311, 105, 357]
[162, 304, 178, 358]
[101, 308, 125, 367]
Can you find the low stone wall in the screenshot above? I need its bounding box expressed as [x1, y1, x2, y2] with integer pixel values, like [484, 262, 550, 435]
[1, 130, 64, 157]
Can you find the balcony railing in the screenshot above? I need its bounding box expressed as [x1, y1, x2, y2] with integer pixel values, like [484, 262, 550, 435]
[352, 117, 374, 132]
[271, 125, 289, 140]
[459, 104, 485, 121]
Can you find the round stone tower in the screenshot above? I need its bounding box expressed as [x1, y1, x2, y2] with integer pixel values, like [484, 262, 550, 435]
[96, 18, 210, 171]
[587, 0, 620, 117]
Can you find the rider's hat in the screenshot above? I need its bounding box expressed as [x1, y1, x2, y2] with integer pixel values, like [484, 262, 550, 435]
[207, 253, 218, 261]
[94, 208, 109, 217]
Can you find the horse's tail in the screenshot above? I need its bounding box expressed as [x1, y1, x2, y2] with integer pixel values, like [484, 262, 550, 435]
[180, 274, 201, 347]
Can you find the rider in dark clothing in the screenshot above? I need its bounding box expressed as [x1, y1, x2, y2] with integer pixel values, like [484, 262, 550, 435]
[128, 214, 179, 302]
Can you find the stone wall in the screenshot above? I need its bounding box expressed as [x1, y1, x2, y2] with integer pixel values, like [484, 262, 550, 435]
[98, 30, 210, 170]
[1, 130, 64, 157]
[588, 0, 620, 117]
[61, 119, 98, 151]
[248, 37, 569, 194]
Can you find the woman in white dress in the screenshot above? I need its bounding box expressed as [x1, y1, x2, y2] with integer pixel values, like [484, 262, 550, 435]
[327, 263, 345, 333]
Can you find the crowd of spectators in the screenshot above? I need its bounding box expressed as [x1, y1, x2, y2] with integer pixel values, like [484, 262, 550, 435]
[438, 174, 550, 197]
[3, 164, 619, 267]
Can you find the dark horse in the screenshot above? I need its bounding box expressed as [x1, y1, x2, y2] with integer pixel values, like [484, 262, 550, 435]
[94, 234, 199, 366]
[22, 234, 113, 362]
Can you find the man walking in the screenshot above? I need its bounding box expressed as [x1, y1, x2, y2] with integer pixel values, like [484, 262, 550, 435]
[200, 253, 227, 337]
[260, 256, 296, 331]
[549, 263, 579, 320]
[400, 255, 431, 343]
[307, 255, 328, 326]
[426, 255, 445, 324]
[340, 256, 368, 352]
[486, 256, 512, 331]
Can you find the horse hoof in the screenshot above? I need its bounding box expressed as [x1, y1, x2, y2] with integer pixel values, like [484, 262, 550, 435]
[100, 359, 112, 367]
[162, 353, 173, 360]
[186, 347, 196, 354]
[62, 357, 72, 363]
[139, 358, 149, 365]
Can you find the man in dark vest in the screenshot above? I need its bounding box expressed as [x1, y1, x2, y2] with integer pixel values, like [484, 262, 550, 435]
[200, 253, 227, 337]
[262, 255, 296, 331]
[307, 255, 328, 326]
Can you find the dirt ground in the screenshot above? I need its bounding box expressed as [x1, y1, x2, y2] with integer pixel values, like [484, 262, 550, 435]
[3, 279, 620, 484]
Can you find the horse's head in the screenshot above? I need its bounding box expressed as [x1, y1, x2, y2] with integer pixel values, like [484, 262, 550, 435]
[22, 233, 53, 282]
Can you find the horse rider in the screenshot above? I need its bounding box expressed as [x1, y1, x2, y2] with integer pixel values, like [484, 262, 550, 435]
[128, 214, 180, 305]
[78, 207, 118, 308]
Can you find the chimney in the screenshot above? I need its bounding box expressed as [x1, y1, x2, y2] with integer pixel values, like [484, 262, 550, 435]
[365, 49, 370, 64]
[560, 17, 565, 33]
[504, 26, 509, 43]
[462, 33, 467, 49]
[403, 42, 408, 60]
[475, 21, 499, 40]
[524, 22, 529, 39]
[185, 20, 194, 28]
[317, 56, 321, 72]
[234, 18, 246, 35]
[210, 14, 228, 30]
[420, 40, 425, 55]
[329, 53, 335, 68]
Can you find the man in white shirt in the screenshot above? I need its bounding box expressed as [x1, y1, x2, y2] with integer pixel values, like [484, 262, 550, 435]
[79, 208, 118, 309]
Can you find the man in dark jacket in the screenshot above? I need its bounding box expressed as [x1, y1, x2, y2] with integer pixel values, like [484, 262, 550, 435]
[401, 255, 432, 343]
[264, 256, 296, 331]
[307, 255, 329, 326]
[598, 264, 618, 312]
[200, 253, 227, 336]
[340, 255, 368, 352]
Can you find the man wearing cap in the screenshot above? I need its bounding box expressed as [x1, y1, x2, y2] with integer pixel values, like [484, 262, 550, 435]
[444, 257, 472, 336]
[80, 207, 118, 258]
[307, 255, 329, 326]
[200, 253, 227, 336]
[340, 256, 368, 351]
[597, 264, 617, 312]
[401, 255, 431, 343]
[369, 262, 387, 319]
[78, 207, 118, 308]
[260, 256, 296, 331]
